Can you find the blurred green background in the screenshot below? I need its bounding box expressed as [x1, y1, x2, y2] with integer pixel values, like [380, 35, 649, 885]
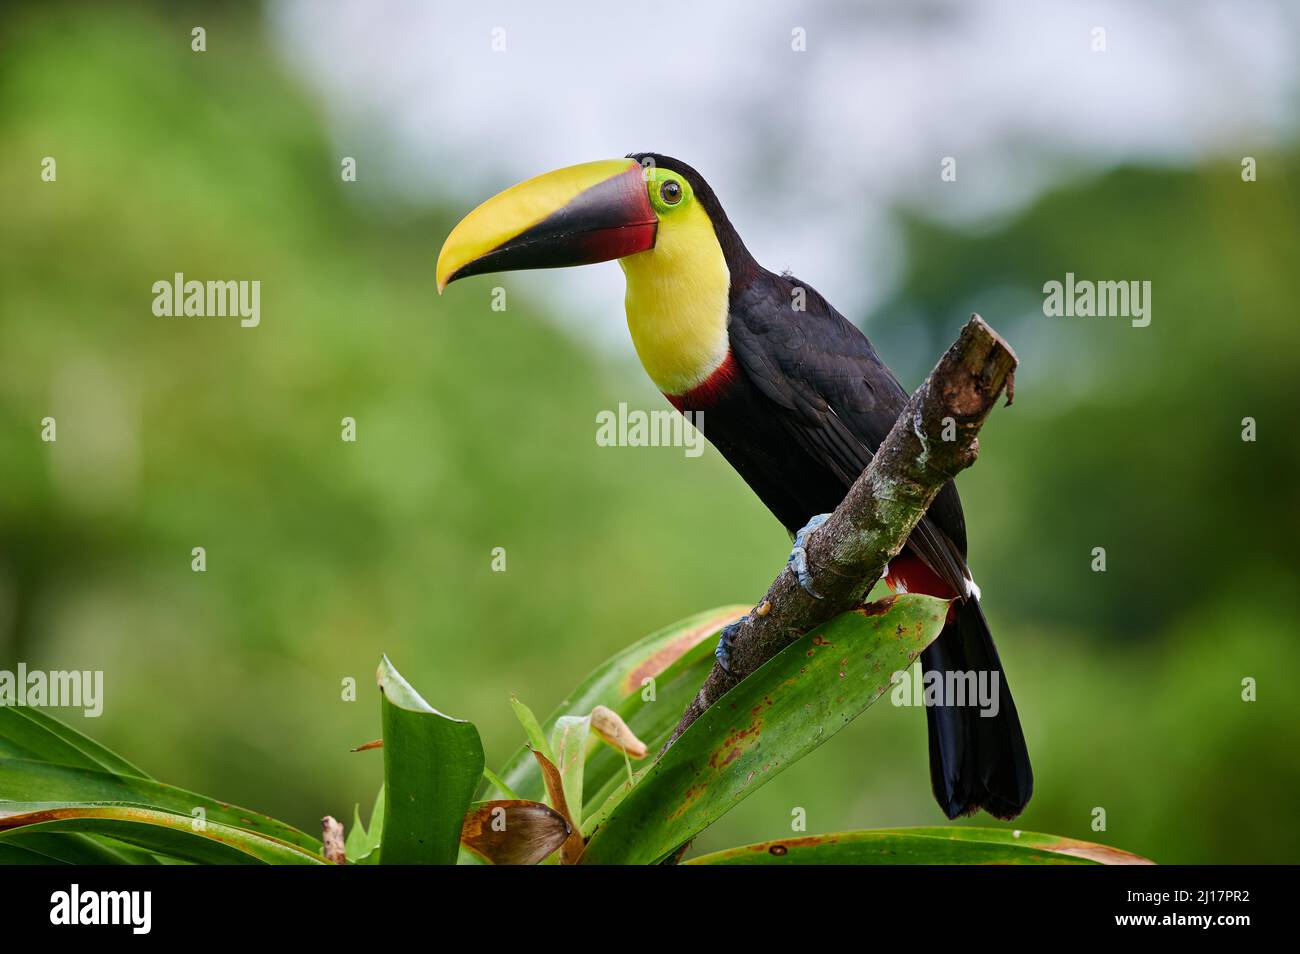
[2, 2, 1298, 864]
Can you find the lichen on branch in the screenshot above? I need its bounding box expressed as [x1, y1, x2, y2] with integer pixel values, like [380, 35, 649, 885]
[666, 314, 1018, 745]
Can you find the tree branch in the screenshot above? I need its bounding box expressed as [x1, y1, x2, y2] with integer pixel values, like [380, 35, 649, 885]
[666, 314, 1018, 745]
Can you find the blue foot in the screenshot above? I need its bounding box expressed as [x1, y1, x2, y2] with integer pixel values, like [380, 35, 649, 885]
[714, 619, 747, 675]
[788, 513, 831, 599]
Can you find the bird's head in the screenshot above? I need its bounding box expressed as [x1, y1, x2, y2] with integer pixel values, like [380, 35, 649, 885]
[436, 154, 740, 293]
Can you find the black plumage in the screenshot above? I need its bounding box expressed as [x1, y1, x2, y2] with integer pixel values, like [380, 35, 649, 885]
[632, 154, 1033, 819]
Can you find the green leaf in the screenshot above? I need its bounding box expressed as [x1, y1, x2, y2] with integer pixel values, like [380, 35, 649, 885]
[480, 767, 518, 801]
[377, 656, 484, 865]
[490, 605, 747, 802]
[0, 759, 319, 851]
[0, 804, 324, 865]
[579, 636, 716, 822]
[346, 806, 367, 860]
[0, 831, 154, 865]
[550, 715, 590, 828]
[0, 707, 149, 777]
[685, 828, 1154, 865]
[509, 695, 554, 767]
[580, 595, 950, 864]
[891, 826, 1155, 864]
[345, 785, 385, 863]
[0, 842, 72, 864]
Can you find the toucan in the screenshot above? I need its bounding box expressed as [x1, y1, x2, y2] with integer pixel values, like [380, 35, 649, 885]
[436, 155, 1032, 820]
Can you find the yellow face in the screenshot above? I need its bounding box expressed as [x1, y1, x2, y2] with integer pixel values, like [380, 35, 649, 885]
[619, 165, 731, 396]
[435, 157, 732, 397]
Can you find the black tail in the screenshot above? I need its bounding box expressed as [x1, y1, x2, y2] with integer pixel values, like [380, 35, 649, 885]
[919, 597, 1033, 819]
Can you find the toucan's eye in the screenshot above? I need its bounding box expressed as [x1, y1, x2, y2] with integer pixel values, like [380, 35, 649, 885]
[660, 179, 683, 205]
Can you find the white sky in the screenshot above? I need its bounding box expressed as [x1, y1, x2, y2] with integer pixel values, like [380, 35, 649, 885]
[269, 0, 1299, 350]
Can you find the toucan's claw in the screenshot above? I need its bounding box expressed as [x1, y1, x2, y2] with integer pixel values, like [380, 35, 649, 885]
[714, 619, 747, 674]
[788, 513, 831, 599]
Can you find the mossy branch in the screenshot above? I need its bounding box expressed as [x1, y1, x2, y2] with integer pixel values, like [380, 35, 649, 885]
[666, 314, 1018, 745]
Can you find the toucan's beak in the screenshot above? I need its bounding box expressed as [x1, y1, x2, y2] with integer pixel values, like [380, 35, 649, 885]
[436, 159, 657, 293]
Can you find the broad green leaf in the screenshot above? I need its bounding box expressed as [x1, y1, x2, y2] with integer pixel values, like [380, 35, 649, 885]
[579, 637, 715, 821]
[0, 804, 324, 865]
[581, 764, 649, 840]
[489, 605, 747, 802]
[0, 842, 70, 864]
[0, 707, 149, 777]
[460, 799, 572, 865]
[686, 828, 1154, 865]
[377, 656, 484, 865]
[550, 715, 590, 828]
[79, 836, 170, 865]
[888, 826, 1155, 864]
[0, 831, 153, 865]
[0, 759, 319, 851]
[579, 633, 778, 836]
[581, 595, 950, 864]
[345, 785, 385, 864]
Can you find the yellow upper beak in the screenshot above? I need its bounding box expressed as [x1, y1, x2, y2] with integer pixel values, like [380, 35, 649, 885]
[436, 158, 657, 293]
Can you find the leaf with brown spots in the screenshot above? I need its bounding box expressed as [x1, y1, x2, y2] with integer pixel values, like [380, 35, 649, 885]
[686, 828, 1153, 865]
[486, 605, 747, 808]
[0, 803, 325, 864]
[580, 594, 950, 864]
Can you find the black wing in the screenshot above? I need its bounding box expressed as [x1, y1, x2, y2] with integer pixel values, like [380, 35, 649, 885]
[727, 269, 971, 595]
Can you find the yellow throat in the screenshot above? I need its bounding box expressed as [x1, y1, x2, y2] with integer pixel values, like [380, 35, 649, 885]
[619, 196, 730, 396]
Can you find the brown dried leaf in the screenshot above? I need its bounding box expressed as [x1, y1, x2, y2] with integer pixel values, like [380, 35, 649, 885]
[590, 705, 648, 759]
[531, 748, 585, 864]
[460, 799, 572, 866]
